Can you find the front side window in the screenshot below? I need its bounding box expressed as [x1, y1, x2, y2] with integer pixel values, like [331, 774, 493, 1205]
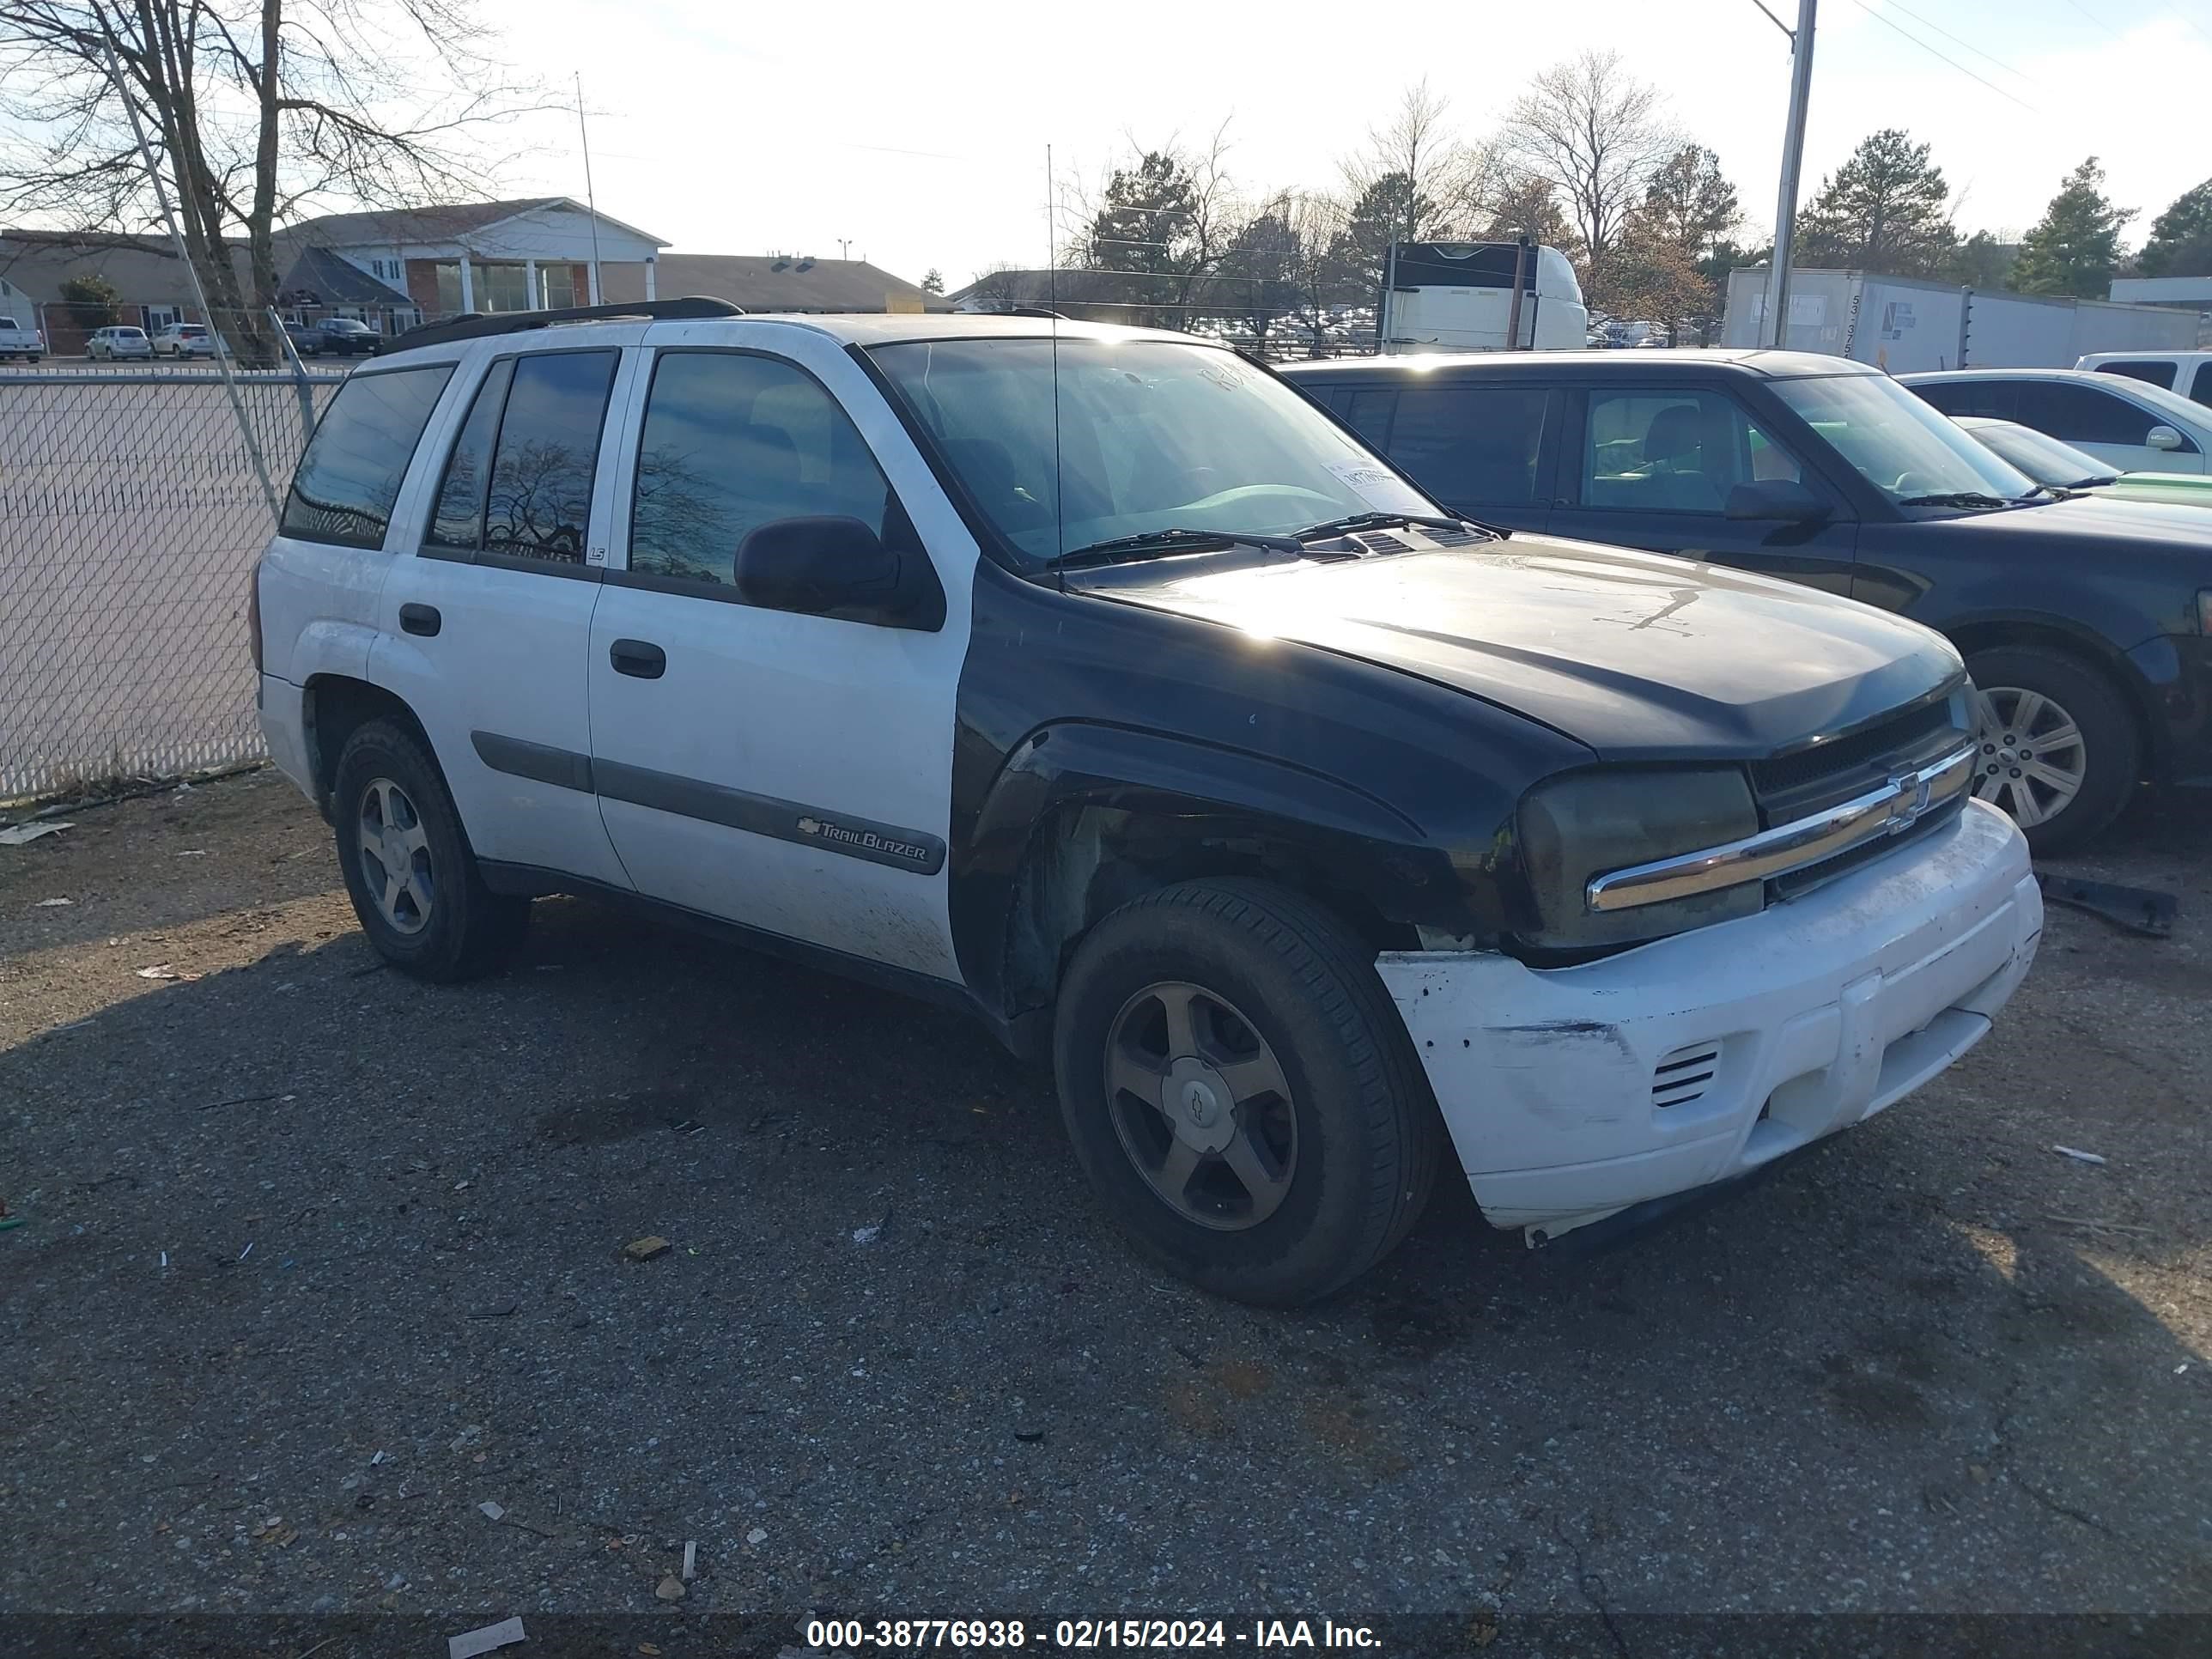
[2015, 381, 2160, 447]
[1388, 382, 1550, 507]
[280, 364, 454, 549]
[1577, 390, 1801, 513]
[629, 350, 904, 588]
[1771, 373, 2033, 508]
[867, 337, 1442, 567]
[430, 350, 618, 564]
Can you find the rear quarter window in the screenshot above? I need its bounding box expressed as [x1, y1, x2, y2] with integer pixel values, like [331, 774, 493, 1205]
[280, 364, 454, 550]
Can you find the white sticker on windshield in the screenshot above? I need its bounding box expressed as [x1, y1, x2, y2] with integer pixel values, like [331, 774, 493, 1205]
[1324, 458, 1434, 515]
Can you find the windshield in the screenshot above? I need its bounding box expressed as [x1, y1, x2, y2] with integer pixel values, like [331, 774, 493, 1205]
[1962, 420, 2113, 487]
[1773, 372, 2039, 507]
[868, 336, 1443, 566]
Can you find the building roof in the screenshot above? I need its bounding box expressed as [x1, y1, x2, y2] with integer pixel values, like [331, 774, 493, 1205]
[276, 197, 666, 253]
[0, 229, 251, 306]
[276, 244, 411, 307]
[600, 253, 951, 313]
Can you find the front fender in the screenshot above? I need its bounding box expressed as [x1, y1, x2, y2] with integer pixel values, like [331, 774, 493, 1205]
[949, 720, 1496, 1019]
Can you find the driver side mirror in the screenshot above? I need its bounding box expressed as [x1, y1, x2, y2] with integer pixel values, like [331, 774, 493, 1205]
[732, 515, 945, 631]
[1723, 478, 1832, 523]
[2147, 424, 2185, 453]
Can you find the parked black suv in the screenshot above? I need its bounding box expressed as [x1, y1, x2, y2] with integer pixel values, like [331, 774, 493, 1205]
[303, 317, 382, 356]
[1283, 349, 2212, 849]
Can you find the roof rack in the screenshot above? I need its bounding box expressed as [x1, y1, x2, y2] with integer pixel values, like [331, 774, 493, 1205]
[1005, 307, 1067, 319]
[392, 296, 745, 352]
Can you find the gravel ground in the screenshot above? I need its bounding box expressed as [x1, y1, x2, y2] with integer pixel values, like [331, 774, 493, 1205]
[2, 769, 2207, 1640]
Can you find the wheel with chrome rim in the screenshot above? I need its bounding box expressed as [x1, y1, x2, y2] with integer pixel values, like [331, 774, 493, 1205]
[1054, 878, 1442, 1305]
[1970, 684, 2086, 831]
[332, 718, 530, 980]
[1963, 644, 2138, 853]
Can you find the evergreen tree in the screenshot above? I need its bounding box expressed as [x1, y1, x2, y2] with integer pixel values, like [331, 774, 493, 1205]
[2009, 158, 2131, 298]
[2136, 178, 2212, 277]
[1796, 130, 1956, 277]
[920, 269, 945, 295]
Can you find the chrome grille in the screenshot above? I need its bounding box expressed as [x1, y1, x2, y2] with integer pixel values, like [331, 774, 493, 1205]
[1751, 700, 1965, 823]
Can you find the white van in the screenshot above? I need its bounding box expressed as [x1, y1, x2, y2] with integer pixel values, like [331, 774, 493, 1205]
[2077, 349, 2212, 410]
[1381, 241, 1588, 354]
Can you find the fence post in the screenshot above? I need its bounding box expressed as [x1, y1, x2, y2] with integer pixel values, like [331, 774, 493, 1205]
[267, 305, 319, 449]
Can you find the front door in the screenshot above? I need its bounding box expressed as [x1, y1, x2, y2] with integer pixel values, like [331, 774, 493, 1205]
[1545, 386, 1861, 594]
[585, 330, 973, 981]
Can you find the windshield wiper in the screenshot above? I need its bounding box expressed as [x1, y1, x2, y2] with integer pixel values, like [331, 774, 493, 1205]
[1290, 509, 1497, 541]
[1053, 526, 1303, 570]
[1897, 490, 2015, 510]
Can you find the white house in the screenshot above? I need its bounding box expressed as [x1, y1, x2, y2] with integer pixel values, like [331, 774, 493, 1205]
[274, 197, 666, 323]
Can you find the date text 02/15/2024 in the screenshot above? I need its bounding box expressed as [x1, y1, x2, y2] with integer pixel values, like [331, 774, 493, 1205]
[803, 1620, 1382, 1650]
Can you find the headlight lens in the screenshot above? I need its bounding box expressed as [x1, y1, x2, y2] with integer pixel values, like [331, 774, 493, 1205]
[1517, 765, 1761, 950]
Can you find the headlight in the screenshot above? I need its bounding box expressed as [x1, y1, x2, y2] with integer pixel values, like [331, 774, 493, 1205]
[1516, 766, 1761, 950]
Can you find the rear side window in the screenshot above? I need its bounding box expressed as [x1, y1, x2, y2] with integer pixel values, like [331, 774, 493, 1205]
[629, 350, 902, 590]
[2094, 360, 2177, 390]
[1387, 383, 1549, 507]
[1912, 380, 2010, 420]
[280, 365, 453, 550]
[425, 349, 618, 565]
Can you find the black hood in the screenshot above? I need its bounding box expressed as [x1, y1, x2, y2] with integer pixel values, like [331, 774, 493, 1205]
[1936, 490, 2212, 560]
[1067, 534, 1963, 763]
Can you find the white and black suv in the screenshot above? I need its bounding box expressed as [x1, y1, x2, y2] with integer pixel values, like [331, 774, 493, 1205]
[252, 301, 2043, 1304]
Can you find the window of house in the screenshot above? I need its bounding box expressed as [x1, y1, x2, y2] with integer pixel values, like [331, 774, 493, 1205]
[2013, 380, 2160, 447]
[422, 350, 617, 563]
[479, 264, 532, 313]
[280, 365, 454, 549]
[1385, 383, 1549, 507]
[629, 350, 902, 591]
[1577, 390, 1799, 513]
[2093, 360, 2177, 390]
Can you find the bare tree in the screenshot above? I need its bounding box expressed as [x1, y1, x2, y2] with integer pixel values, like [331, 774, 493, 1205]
[1071, 124, 1245, 331]
[1498, 50, 1680, 276]
[0, 0, 540, 362]
[1339, 81, 1484, 243]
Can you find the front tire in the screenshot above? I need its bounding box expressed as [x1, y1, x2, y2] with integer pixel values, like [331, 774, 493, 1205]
[1053, 878, 1442, 1306]
[1964, 645, 2137, 854]
[331, 720, 529, 981]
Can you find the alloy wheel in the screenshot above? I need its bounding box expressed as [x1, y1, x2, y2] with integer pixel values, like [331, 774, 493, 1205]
[1972, 684, 2087, 829]
[356, 777, 435, 935]
[1103, 981, 1298, 1231]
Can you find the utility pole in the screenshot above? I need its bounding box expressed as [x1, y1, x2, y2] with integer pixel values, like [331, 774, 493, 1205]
[1759, 0, 1817, 349]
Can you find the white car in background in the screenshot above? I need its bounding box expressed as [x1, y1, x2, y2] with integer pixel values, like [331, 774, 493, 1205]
[152, 322, 221, 358]
[1902, 368, 2212, 477]
[2077, 349, 2212, 409]
[87, 325, 153, 361]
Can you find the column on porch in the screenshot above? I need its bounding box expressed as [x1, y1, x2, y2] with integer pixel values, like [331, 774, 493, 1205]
[526, 258, 538, 310]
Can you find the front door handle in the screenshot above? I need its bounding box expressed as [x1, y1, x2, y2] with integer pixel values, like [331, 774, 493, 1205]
[609, 638, 666, 679]
[398, 603, 441, 637]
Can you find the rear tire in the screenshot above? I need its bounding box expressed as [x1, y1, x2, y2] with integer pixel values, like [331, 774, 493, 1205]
[1052, 878, 1442, 1306]
[332, 720, 529, 981]
[1963, 644, 2137, 854]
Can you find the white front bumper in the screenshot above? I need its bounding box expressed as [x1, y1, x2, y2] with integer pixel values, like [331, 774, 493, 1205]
[1376, 800, 2040, 1238]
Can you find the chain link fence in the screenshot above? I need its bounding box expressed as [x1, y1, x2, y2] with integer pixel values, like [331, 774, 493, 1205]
[0, 353, 349, 800]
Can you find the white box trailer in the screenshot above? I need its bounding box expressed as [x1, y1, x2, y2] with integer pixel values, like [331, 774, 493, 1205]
[1721, 268, 2199, 371]
[1381, 241, 1589, 354]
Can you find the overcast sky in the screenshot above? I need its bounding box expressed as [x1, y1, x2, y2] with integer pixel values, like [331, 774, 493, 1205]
[490, 0, 2212, 287]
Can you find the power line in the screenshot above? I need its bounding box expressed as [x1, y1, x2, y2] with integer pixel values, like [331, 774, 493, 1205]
[1875, 0, 2039, 83]
[1846, 0, 2039, 111]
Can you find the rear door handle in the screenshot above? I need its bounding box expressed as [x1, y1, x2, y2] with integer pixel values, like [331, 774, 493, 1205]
[398, 603, 441, 637]
[609, 638, 665, 679]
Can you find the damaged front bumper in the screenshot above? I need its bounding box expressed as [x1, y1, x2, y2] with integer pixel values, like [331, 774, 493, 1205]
[1376, 799, 2040, 1242]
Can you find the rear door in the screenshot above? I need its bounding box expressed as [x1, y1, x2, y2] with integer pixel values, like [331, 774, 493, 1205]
[371, 343, 635, 890]
[584, 325, 973, 980]
[1322, 375, 1557, 533]
[1543, 385, 1860, 593]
